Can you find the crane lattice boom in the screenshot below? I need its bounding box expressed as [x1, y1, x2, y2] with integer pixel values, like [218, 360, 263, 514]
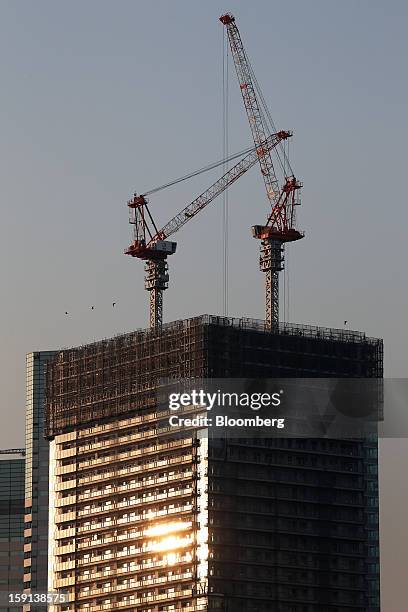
[220, 13, 280, 205]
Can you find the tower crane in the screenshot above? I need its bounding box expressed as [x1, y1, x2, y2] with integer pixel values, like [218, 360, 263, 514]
[125, 130, 291, 329]
[220, 13, 304, 329]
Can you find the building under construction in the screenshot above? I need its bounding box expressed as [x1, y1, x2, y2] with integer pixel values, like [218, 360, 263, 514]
[45, 315, 382, 612]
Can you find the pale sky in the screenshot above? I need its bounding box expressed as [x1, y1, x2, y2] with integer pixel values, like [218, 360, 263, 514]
[0, 1, 406, 609]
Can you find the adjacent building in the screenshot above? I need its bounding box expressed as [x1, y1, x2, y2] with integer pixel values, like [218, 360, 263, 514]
[24, 351, 56, 611]
[44, 315, 382, 611]
[0, 453, 25, 611]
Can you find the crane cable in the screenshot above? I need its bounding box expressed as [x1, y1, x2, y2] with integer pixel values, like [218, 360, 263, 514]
[246, 50, 294, 321]
[141, 143, 254, 197]
[245, 51, 294, 178]
[222, 26, 229, 317]
[244, 48, 293, 321]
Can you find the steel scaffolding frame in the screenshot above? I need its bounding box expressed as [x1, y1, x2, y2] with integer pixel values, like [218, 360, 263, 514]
[45, 315, 382, 439]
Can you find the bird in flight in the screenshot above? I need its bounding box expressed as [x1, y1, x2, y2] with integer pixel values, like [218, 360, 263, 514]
[91, 306, 94, 310]
[112, 302, 116, 307]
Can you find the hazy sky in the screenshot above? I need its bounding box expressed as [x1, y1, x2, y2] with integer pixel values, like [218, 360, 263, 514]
[0, 1, 406, 608]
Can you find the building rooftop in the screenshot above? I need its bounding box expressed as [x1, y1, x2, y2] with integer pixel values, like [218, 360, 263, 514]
[61, 314, 381, 354]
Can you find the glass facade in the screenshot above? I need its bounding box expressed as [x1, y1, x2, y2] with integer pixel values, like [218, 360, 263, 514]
[24, 351, 56, 611]
[0, 457, 25, 611]
[207, 436, 380, 611]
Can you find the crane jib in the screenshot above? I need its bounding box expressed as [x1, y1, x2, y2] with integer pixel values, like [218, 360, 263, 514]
[156, 131, 290, 243]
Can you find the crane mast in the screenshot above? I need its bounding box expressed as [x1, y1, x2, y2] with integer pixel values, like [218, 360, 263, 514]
[220, 13, 303, 329]
[126, 131, 291, 329]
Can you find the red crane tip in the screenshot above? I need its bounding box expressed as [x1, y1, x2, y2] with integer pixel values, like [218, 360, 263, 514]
[220, 14, 235, 25]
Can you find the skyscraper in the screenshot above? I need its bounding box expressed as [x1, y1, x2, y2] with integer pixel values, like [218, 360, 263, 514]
[0, 454, 25, 611]
[44, 315, 382, 611]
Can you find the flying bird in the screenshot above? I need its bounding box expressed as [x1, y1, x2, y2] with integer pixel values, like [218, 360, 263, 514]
[112, 302, 116, 307]
[91, 306, 94, 310]
[65, 312, 69, 315]
[344, 320, 348, 326]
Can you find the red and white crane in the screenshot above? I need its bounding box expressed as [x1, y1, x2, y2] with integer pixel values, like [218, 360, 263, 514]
[125, 130, 291, 329]
[220, 13, 304, 328]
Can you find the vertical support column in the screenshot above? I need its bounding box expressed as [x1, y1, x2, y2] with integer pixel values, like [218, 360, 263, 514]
[149, 286, 163, 330]
[259, 239, 284, 330]
[145, 258, 169, 330]
[195, 432, 209, 609]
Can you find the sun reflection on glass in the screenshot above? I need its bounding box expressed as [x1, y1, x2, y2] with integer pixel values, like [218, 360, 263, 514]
[164, 551, 178, 566]
[145, 521, 192, 565]
[145, 521, 190, 538]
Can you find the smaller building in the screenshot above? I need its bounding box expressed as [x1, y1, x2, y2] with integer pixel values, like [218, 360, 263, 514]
[0, 454, 25, 611]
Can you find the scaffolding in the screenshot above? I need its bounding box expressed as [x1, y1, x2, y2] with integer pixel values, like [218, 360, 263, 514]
[45, 315, 383, 439]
